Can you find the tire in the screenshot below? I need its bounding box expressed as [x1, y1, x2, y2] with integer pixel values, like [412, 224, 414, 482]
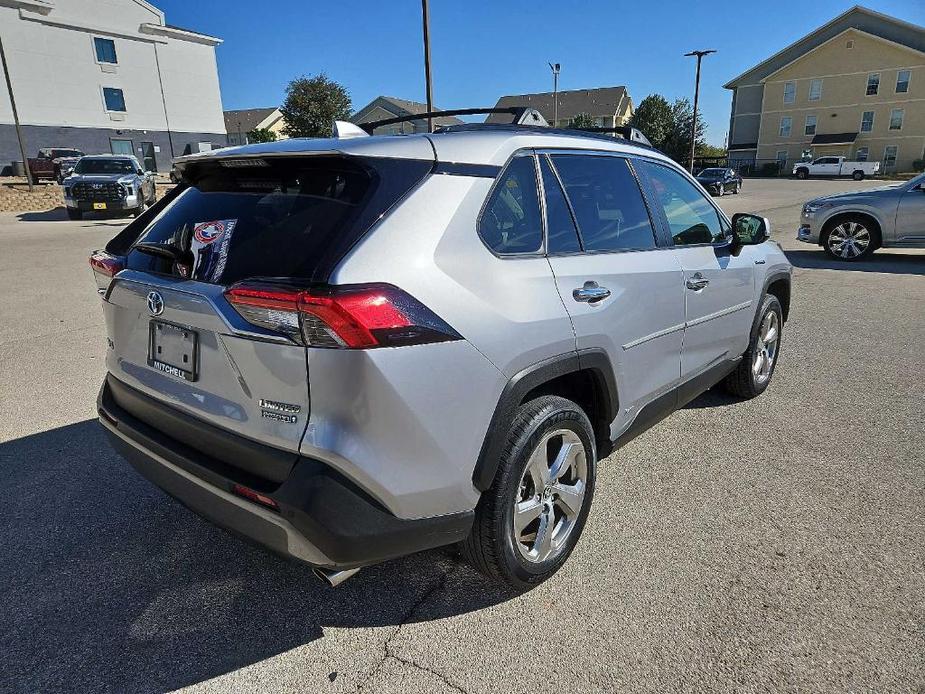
[462, 395, 597, 591]
[717, 183, 724, 197]
[822, 216, 877, 261]
[66, 208, 82, 221]
[132, 195, 146, 218]
[733, 182, 741, 194]
[796, 168, 808, 180]
[723, 294, 782, 399]
[852, 170, 864, 181]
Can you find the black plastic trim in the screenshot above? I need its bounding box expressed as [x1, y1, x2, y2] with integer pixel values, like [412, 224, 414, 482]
[433, 161, 501, 177]
[99, 377, 474, 568]
[472, 350, 619, 491]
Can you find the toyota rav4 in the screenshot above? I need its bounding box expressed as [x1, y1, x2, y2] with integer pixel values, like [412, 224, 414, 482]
[92, 109, 792, 590]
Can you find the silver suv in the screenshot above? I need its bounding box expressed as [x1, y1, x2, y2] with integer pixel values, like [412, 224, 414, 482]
[91, 110, 792, 590]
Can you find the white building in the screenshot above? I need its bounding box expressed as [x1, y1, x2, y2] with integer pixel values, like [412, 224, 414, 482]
[0, 0, 226, 174]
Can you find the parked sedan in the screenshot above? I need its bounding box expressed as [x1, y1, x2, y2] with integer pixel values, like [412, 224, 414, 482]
[797, 172, 925, 260]
[696, 168, 742, 196]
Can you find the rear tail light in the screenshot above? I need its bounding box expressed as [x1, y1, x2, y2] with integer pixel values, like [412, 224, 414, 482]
[224, 282, 462, 349]
[89, 250, 125, 294]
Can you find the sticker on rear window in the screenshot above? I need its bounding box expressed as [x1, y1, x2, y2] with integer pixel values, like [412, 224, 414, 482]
[193, 219, 236, 245]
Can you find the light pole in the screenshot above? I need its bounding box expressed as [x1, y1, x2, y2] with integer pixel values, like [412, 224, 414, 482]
[0, 32, 32, 191]
[548, 62, 560, 125]
[684, 49, 715, 173]
[421, 0, 434, 132]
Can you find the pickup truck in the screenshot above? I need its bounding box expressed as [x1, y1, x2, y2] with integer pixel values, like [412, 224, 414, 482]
[27, 148, 85, 184]
[792, 156, 880, 181]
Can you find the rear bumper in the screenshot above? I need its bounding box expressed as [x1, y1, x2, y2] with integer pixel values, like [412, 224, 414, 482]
[97, 375, 473, 569]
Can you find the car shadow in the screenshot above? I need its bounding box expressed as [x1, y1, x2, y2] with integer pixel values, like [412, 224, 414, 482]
[15, 207, 68, 222]
[0, 420, 511, 693]
[683, 388, 742, 409]
[785, 249, 924, 275]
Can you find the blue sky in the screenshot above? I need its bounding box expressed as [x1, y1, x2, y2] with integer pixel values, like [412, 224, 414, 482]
[158, 0, 923, 145]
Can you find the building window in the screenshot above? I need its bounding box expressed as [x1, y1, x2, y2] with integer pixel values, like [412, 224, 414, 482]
[860, 111, 874, 132]
[94, 37, 117, 64]
[110, 138, 133, 156]
[846, 39, 854, 49]
[809, 79, 822, 101]
[856, 147, 869, 162]
[779, 116, 792, 137]
[866, 73, 880, 96]
[889, 108, 904, 130]
[776, 150, 788, 167]
[103, 87, 126, 112]
[896, 70, 911, 93]
[783, 82, 795, 104]
[804, 115, 817, 136]
[883, 145, 898, 169]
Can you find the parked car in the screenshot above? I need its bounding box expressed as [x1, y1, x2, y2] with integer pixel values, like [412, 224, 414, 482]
[695, 167, 742, 196]
[90, 115, 792, 590]
[792, 156, 880, 180]
[27, 147, 84, 183]
[797, 171, 925, 260]
[63, 155, 155, 220]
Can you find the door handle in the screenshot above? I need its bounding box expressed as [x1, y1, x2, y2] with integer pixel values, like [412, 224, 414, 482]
[573, 281, 611, 303]
[686, 273, 710, 291]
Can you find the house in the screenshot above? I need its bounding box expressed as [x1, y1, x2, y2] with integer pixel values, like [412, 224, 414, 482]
[724, 6, 925, 173]
[0, 0, 225, 173]
[351, 96, 463, 134]
[224, 108, 288, 145]
[487, 86, 633, 129]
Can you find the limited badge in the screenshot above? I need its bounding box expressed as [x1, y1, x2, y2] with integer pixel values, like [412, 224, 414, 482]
[193, 219, 236, 245]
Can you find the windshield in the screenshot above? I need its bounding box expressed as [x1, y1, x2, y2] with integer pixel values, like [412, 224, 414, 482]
[75, 158, 136, 175]
[124, 155, 432, 285]
[697, 169, 725, 178]
[52, 150, 83, 159]
[907, 172, 925, 188]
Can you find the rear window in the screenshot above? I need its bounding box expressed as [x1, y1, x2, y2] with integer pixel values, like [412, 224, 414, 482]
[125, 156, 432, 285]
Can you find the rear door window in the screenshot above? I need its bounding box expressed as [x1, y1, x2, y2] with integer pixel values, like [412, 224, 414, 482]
[539, 155, 581, 254]
[478, 155, 543, 255]
[550, 154, 656, 252]
[125, 156, 432, 284]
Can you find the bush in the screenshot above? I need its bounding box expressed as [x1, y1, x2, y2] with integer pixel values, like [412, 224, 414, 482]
[760, 162, 780, 177]
[913, 159, 925, 172]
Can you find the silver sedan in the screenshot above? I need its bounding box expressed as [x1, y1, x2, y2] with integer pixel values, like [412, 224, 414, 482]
[797, 172, 925, 260]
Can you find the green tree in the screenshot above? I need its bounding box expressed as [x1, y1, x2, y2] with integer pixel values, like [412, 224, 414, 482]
[628, 95, 673, 151]
[566, 112, 595, 129]
[247, 127, 277, 143]
[697, 143, 727, 158]
[662, 97, 706, 164]
[280, 74, 352, 138]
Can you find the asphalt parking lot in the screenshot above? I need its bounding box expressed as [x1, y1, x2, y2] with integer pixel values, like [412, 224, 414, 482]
[1, 179, 922, 693]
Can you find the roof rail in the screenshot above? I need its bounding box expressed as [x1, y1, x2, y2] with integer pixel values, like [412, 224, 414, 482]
[572, 125, 652, 147]
[358, 107, 548, 134]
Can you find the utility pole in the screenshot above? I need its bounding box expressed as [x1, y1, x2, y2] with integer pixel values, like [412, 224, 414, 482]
[421, 0, 434, 133]
[549, 62, 560, 125]
[684, 49, 715, 173]
[0, 32, 32, 191]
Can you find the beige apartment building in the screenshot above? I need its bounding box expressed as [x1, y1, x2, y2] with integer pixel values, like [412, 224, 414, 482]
[725, 6, 925, 173]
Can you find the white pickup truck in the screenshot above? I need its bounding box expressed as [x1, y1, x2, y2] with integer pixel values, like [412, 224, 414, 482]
[792, 156, 880, 181]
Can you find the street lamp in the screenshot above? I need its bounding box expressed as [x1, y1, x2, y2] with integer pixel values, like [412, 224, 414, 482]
[548, 62, 560, 125]
[0, 33, 33, 191]
[421, 0, 434, 132]
[684, 49, 716, 173]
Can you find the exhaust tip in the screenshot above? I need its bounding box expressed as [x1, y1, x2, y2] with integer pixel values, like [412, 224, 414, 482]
[313, 566, 361, 588]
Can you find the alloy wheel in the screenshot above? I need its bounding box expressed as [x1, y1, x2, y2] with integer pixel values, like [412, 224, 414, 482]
[513, 429, 587, 564]
[752, 310, 779, 385]
[827, 221, 870, 259]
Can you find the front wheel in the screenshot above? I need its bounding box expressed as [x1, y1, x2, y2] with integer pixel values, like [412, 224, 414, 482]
[733, 182, 741, 194]
[717, 183, 725, 197]
[66, 208, 82, 221]
[823, 218, 875, 261]
[132, 195, 146, 218]
[723, 294, 782, 399]
[796, 168, 808, 180]
[462, 395, 596, 591]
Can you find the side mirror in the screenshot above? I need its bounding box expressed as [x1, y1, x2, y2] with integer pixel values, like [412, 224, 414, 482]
[66, 167, 74, 176]
[731, 213, 771, 248]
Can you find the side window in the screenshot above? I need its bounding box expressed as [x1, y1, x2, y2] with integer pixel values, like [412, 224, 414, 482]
[479, 155, 543, 255]
[550, 154, 656, 252]
[636, 160, 725, 246]
[539, 156, 581, 254]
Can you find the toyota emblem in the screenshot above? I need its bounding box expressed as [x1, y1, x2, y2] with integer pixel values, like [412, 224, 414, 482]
[146, 291, 165, 316]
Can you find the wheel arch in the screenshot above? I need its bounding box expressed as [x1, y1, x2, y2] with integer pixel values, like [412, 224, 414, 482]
[821, 210, 883, 249]
[472, 350, 618, 491]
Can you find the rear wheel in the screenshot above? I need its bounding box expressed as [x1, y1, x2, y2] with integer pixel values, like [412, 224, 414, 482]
[823, 217, 876, 261]
[852, 170, 864, 181]
[462, 395, 596, 591]
[66, 208, 82, 221]
[724, 294, 782, 399]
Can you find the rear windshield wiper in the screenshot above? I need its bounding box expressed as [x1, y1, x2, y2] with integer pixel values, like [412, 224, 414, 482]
[133, 241, 186, 261]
